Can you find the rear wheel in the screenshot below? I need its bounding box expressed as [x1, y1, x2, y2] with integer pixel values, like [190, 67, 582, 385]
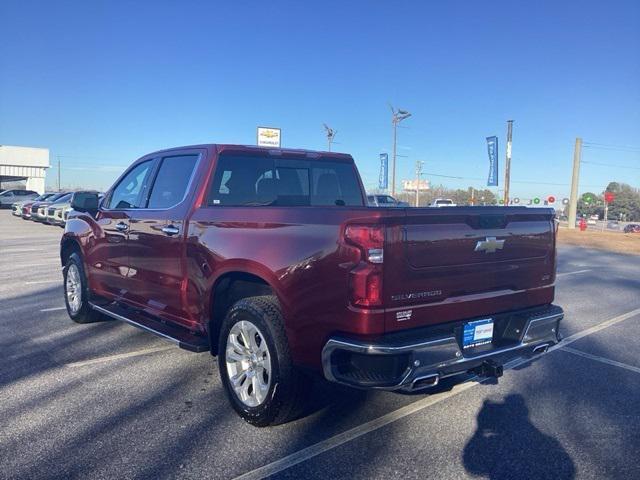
[63, 252, 105, 323]
[218, 295, 310, 426]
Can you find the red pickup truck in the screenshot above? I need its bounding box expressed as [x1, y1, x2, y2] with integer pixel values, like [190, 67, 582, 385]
[61, 144, 563, 426]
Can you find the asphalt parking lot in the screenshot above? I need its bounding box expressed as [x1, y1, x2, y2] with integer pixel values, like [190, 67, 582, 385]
[1, 210, 639, 480]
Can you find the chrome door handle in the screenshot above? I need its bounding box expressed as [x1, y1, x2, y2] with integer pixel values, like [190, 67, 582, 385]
[115, 222, 128, 232]
[161, 225, 180, 236]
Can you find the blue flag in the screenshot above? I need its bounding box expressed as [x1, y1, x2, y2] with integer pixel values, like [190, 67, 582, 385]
[379, 153, 388, 189]
[486, 136, 499, 186]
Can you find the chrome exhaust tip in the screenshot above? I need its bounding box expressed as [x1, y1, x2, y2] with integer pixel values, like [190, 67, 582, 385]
[533, 344, 550, 354]
[411, 374, 440, 390]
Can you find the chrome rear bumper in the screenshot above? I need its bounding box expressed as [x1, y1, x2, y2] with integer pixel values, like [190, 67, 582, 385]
[322, 305, 563, 391]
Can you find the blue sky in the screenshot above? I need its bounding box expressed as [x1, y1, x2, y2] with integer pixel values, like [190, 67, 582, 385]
[1, 0, 639, 199]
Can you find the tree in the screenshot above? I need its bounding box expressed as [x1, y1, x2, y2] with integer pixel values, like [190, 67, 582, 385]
[605, 182, 640, 221]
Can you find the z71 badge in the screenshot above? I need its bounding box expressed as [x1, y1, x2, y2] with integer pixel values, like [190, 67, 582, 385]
[396, 310, 413, 321]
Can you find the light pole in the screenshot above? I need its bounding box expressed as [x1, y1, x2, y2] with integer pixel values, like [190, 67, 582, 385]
[390, 106, 412, 196]
[503, 120, 514, 206]
[414, 160, 424, 207]
[323, 124, 337, 152]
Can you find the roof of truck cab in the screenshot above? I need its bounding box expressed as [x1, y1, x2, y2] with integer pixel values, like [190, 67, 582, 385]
[143, 144, 355, 162]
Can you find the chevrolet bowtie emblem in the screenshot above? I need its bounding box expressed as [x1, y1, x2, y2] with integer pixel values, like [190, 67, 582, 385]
[474, 236, 505, 254]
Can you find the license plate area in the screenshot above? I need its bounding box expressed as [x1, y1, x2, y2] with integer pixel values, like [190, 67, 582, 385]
[462, 318, 494, 349]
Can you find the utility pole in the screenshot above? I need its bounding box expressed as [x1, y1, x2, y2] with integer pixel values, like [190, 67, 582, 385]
[414, 160, 424, 207]
[390, 106, 412, 196]
[568, 138, 582, 229]
[57, 156, 61, 191]
[503, 120, 514, 206]
[323, 124, 337, 152]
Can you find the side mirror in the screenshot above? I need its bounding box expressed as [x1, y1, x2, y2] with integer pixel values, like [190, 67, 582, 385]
[71, 192, 99, 215]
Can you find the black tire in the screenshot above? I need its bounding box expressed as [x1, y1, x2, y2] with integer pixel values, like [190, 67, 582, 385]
[218, 295, 310, 427]
[63, 252, 105, 324]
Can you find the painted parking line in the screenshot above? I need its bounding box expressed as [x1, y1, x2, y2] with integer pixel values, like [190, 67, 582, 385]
[40, 306, 66, 312]
[233, 306, 640, 480]
[25, 279, 61, 285]
[561, 346, 640, 375]
[552, 307, 640, 349]
[557, 269, 592, 277]
[7, 263, 60, 268]
[65, 346, 176, 368]
[0, 248, 49, 254]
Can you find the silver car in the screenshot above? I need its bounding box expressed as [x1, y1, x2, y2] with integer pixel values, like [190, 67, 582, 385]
[367, 194, 410, 207]
[12, 192, 56, 216]
[42, 193, 73, 224]
[51, 191, 103, 227]
[0, 189, 39, 208]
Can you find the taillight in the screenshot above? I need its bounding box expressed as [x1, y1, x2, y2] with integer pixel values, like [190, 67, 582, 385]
[345, 225, 384, 307]
[345, 225, 384, 264]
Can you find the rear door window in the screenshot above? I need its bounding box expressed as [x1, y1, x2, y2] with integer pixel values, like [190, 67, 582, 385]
[147, 155, 198, 209]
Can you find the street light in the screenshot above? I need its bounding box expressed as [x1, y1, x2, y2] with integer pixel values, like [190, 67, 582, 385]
[323, 124, 337, 152]
[390, 105, 412, 196]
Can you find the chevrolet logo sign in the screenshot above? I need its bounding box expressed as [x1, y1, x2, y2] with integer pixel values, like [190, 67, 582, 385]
[474, 236, 505, 254]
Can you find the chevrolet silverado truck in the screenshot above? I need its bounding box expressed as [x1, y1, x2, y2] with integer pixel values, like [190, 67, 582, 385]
[61, 144, 563, 426]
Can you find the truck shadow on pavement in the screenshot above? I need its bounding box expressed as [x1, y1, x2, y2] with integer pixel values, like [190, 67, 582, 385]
[463, 394, 576, 479]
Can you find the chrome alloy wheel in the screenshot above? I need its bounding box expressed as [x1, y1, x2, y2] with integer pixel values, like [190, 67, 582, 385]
[225, 320, 272, 407]
[66, 263, 82, 315]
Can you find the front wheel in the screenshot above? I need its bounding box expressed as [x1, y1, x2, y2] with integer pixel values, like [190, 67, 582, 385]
[63, 252, 106, 324]
[218, 296, 310, 427]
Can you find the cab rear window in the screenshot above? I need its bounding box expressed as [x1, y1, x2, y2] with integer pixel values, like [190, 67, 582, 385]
[208, 155, 364, 207]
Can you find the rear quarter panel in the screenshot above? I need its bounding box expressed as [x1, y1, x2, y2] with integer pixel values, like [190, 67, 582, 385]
[186, 206, 389, 368]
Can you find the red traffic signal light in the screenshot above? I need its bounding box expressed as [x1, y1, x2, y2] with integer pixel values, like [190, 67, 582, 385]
[604, 192, 615, 203]
[547, 195, 556, 204]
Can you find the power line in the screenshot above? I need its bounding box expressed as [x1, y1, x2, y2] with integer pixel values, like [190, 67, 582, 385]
[582, 160, 640, 170]
[583, 144, 640, 154]
[422, 171, 605, 188]
[583, 141, 640, 151]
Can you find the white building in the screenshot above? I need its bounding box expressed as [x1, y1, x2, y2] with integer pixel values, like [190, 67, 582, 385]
[0, 145, 50, 194]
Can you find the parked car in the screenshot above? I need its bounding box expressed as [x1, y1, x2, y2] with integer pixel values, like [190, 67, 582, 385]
[52, 191, 102, 227]
[607, 221, 620, 230]
[623, 224, 640, 233]
[0, 189, 39, 208]
[431, 198, 456, 207]
[367, 194, 409, 207]
[29, 192, 69, 222]
[61, 144, 563, 426]
[19, 193, 57, 219]
[43, 193, 73, 224]
[12, 192, 54, 216]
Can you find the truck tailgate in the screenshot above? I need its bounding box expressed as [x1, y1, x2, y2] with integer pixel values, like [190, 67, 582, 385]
[383, 207, 557, 332]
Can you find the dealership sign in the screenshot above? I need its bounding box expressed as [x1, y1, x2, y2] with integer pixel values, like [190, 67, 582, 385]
[257, 127, 281, 148]
[402, 179, 429, 192]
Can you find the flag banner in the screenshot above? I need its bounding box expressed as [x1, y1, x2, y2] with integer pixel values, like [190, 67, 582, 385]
[486, 136, 499, 186]
[379, 153, 388, 189]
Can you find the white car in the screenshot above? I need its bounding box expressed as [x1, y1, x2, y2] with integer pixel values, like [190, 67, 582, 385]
[431, 198, 456, 207]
